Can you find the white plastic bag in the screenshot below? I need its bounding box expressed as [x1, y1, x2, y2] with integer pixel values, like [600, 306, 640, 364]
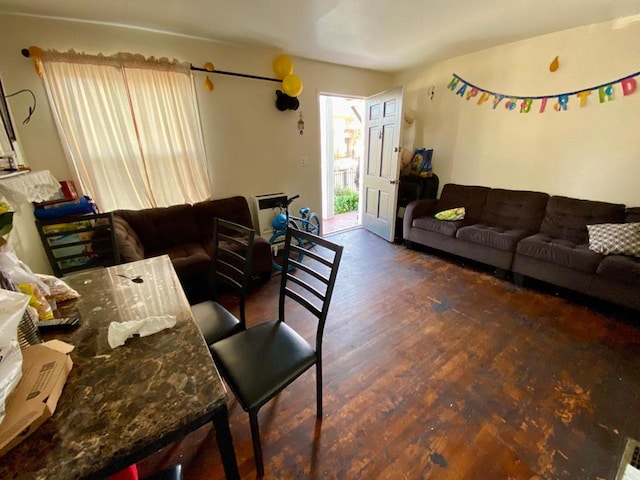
[0, 250, 49, 296]
[0, 289, 30, 425]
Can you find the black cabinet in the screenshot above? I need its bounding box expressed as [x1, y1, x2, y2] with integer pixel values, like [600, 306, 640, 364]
[395, 173, 439, 240]
[35, 212, 121, 276]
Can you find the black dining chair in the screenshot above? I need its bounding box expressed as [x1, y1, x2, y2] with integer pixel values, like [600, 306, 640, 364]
[210, 227, 343, 478]
[192, 217, 255, 346]
[144, 464, 182, 480]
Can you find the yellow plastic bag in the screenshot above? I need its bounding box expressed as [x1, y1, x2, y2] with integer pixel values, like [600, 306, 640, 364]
[17, 283, 54, 321]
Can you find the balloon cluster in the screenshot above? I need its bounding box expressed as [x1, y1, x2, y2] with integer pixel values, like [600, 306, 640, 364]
[273, 54, 303, 110]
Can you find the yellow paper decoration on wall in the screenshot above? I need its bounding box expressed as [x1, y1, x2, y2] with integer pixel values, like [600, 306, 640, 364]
[282, 74, 303, 97]
[273, 55, 293, 79]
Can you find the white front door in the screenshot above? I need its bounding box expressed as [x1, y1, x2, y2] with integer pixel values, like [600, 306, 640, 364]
[361, 87, 403, 241]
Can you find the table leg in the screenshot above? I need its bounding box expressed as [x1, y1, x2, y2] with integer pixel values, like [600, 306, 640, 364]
[212, 403, 240, 480]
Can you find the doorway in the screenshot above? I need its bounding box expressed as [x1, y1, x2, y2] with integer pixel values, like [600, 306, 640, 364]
[319, 95, 365, 235]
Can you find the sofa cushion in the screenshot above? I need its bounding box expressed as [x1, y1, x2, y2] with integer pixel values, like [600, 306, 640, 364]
[436, 184, 490, 223]
[112, 215, 145, 262]
[480, 189, 549, 232]
[151, 242, 211, 278]
[626, 207, 640, 223]
[516, 233, 602, 273]
[596, 254, 640, 285]
[193, 196, 254, 244]
[540, 196, 626, 244]
[456, 224, 527, 252]
[587, 223, 640, 257]
[115, 204, 200, 252]
[411, 216, 463, 237]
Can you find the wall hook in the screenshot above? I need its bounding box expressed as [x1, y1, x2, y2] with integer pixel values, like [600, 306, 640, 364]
[298, 112, 304, 135]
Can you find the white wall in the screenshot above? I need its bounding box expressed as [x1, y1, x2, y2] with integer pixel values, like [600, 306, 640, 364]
[394, 18, 640, 206]
[0, 14, 392, 272]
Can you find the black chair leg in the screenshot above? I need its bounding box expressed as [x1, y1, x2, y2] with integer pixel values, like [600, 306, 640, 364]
[316, 362, 323, 419]
[249, 410, 265, 478]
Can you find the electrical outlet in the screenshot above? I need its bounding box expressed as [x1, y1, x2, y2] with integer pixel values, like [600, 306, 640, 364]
[301, 156, 308, 167]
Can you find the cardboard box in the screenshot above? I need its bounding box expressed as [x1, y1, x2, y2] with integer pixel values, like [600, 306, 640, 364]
[0, 339, 73, 457]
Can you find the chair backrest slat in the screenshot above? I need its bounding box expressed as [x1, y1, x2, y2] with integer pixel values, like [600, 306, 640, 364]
[284, 287, 322, 318]
[279, 228, 343, 354]
[290, 243, 334, 268]
[213, 218, 255, 327]
[287, 258, 329, 285]
[286, 273, 326, 302]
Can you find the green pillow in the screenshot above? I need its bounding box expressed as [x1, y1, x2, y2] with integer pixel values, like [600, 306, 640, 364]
[434, 207, 465, 221]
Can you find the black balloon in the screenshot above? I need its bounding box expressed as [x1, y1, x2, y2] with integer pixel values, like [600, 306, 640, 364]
[275, 90, 299, 111]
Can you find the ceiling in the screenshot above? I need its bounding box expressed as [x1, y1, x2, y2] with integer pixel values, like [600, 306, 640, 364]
[1, 0, 640, 72]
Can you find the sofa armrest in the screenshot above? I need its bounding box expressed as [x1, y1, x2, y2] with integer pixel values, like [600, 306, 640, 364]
[403, 199, 438, 237]
[112, 215, 145, 263]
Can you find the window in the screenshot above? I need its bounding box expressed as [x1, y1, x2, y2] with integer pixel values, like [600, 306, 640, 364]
[38, 51, 211, 211]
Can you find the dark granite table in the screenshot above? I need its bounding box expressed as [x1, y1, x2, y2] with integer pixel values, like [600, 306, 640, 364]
[0, 255, 239, 480]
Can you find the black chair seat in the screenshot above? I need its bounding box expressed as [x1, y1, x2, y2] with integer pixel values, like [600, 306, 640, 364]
[192, 300, 241, 345]
[211, 320, 316, 411]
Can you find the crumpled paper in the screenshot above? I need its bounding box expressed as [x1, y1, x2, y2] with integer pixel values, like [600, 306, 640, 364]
[107, 315, 176, 349]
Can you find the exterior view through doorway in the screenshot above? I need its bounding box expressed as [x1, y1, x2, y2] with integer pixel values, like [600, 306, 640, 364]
[319, 95, 365, 235]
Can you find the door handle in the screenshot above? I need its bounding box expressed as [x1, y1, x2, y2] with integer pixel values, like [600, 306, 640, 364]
[390, 179, 399, 185]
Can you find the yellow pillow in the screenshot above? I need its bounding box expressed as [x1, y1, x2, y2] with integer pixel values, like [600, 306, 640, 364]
[434, 207, 465, 221]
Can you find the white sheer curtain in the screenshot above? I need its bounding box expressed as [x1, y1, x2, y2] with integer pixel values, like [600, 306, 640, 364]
[38, 51, 211, 211]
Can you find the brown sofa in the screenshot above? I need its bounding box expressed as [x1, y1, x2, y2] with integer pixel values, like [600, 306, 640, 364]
[112, 196, 272, 302]
[404, 184, 640, 311]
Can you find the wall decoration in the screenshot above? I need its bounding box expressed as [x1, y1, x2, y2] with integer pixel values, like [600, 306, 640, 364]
[275, 90, 299, 111]
[273, 55, 293, 79]
[282, 73, 303, 97]
[447, 71, 639, 113]
[22, 46, 304, 114]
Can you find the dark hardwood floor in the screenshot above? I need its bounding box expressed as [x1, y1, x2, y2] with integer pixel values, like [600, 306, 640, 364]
[138, 228, 640, 480]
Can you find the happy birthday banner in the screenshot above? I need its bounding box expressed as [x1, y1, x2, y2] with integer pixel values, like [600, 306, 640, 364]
[448, 71, 639, 113]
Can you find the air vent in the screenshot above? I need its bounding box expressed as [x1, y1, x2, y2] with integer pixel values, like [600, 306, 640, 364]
[615, 439, 640, 480]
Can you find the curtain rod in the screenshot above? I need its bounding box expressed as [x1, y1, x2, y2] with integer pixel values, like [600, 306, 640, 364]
[189, 65, 281, 83]
[21, 48, 281, 84]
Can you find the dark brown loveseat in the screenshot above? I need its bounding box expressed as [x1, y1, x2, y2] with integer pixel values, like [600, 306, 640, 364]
[112, 196, 272, 302]
[404, 184, 640, 310]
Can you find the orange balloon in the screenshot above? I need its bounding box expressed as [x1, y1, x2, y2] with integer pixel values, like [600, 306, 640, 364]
[204, 62, 214, 72]
[282, 74, 303, 97]
[273, 55, 293, 79]
[204, 76, 214, 91]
